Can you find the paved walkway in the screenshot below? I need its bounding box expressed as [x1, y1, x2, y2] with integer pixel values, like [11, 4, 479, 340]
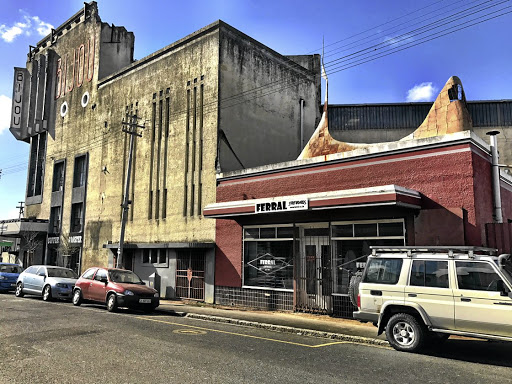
[157, 300, 388, 346]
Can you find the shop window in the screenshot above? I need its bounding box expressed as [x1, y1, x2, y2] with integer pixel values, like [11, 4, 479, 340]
[331, 219, 405, 294]
[243, 226, 294, 290]
[73, 155, 87, 188]
[70, 203, 83, 232]
[50, 206, 61, 234]
[52, 161, 65, 192]
[354, 223, 377, 237]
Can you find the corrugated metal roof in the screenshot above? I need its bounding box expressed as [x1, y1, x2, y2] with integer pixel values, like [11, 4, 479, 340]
[329, 100, 512, 130]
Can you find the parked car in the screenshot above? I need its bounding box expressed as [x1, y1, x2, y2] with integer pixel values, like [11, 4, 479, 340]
[15, 265, 78, 301]
[72, 267, 159, 313]
[0, 263, 23, 292]
[353, 246, 512, 352]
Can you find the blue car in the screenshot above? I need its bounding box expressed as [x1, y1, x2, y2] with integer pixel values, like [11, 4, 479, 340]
[0, 263, 23, 292]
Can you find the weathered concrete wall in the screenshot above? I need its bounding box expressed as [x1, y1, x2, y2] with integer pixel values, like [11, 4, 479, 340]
[89, 25, 221, 271]
[98, 24, 134, 80]
[218, 24, 321, 171]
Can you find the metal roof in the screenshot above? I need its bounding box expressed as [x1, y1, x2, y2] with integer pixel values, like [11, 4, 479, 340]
[329, 100, 512, 131]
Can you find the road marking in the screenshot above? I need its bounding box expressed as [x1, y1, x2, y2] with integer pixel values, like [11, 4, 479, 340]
[137, 316, 348, 348]
[173, 329, 207, 335]
[16, 299, 388, 350]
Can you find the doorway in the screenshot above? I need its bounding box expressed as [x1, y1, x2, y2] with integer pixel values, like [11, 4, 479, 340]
[296, 223, 332, 313]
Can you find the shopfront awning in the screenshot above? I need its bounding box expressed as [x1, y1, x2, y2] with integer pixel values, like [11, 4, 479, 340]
[103, 242, 215, 249]
[203, 184, 421, 218]
[0, 218, 48, 237]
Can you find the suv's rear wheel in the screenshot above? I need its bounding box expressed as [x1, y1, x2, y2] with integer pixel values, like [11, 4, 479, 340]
[386, 313, 425, 352]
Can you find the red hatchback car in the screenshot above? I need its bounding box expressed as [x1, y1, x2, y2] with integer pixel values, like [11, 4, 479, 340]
[72, 267, 159, 312]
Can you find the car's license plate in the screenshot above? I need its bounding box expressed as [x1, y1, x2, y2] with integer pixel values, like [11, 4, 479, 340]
[139, 298, 151, 304]
[10, 283, 16, 287]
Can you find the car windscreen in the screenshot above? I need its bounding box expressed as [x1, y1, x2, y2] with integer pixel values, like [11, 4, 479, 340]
[109, 270, 143, 284]
[47, 268, 78, 279]
[0, 265, 22, 274]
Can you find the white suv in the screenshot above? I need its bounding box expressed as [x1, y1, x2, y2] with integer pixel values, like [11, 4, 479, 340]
[353, 246, 512, 352]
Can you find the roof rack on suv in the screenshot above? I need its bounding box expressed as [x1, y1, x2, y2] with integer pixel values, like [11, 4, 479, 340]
[370, 246, 497, 257]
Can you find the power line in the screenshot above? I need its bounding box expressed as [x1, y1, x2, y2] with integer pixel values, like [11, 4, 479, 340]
[0, 2, 510, 175]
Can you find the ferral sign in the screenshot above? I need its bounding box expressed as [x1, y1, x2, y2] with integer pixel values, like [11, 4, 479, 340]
[255, 199, 308, 214]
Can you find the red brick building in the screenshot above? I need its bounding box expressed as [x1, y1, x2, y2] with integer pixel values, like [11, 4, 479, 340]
[204, 130, 512, 316]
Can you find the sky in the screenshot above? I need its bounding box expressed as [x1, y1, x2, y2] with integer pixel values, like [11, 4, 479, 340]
[0, 0, 511, 219]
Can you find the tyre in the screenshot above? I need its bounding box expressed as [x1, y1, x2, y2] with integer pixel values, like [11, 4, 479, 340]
[72, 289, 82, 306]
[106, 293, 117, 312]
[348, 271, 363, 307]
[386, 313, 426, 353]
[15, 282, 24, 298]
[42, 285, 52, 301]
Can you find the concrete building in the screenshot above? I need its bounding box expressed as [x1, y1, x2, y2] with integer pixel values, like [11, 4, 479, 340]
[7, 2, 321, 301]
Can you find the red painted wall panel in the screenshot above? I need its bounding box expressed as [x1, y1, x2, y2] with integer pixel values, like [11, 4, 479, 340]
[215, 219, 243, 287]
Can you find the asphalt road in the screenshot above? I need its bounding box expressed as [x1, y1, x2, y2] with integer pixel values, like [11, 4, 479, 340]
[1, 292, 512, 384]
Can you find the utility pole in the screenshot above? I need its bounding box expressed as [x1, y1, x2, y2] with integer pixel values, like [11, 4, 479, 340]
[16, 201, 24, 219]
[117, 113, 145, 269]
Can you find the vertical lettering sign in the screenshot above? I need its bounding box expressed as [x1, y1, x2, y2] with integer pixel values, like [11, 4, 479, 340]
[55, 35, 95, 99]
[10, 68, 28, 131]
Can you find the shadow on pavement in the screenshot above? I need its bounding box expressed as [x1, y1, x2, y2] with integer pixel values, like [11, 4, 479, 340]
[424, 338, 512, 368]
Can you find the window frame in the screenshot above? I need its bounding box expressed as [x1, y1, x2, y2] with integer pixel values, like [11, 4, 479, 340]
[242, 224, 295, 292]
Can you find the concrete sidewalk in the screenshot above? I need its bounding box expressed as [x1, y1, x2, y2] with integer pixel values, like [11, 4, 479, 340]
[157, 300, 388, 346]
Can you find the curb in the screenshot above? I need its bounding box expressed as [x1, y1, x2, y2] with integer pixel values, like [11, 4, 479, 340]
[183, 312, 389, 347]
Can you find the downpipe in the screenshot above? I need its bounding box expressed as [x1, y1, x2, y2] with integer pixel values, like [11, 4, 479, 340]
[487, 131, 503, 223]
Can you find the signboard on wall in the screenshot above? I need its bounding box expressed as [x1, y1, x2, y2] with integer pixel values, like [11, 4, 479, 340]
[255, 198, 308, 214]
[9, 67, 29, 141]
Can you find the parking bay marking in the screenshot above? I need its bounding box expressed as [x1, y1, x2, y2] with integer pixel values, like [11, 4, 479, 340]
[137, 316, 349, 348]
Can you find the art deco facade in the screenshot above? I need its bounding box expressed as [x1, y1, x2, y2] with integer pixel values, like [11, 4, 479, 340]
[8, 2, 321, 301]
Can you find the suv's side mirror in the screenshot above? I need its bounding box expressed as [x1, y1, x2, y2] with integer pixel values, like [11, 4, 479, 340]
[100, 277, 108, 284]
[508, 292, 512, 299]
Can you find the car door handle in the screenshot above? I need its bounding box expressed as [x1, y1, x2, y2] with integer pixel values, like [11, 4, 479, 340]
[370, 290, 382, 296]
[408, 293, 417, 297]
[461, 297, 471, 302]
[494, 302, 512, 306]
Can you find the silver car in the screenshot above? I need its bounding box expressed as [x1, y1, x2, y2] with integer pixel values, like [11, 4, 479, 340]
[15, 265, 78, 301]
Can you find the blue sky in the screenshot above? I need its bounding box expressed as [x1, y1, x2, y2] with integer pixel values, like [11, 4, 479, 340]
[0, 0, 511, 219]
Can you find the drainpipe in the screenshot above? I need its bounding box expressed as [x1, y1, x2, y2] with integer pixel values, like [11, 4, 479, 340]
[299, 99, 305, 154]
[486, 131, 503, 223]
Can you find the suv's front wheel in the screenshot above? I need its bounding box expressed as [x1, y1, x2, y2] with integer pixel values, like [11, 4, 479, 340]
[386, 313, 426, 353]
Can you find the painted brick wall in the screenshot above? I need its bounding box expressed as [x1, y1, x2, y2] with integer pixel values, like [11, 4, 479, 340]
[215, 142, 499, 287]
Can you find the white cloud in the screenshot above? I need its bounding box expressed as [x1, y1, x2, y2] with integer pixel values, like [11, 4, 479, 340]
[0, 95, 12, 135]
[406, 82, 438, 102]
[0, 12, 54, 43]
[383, 34, 414, 47]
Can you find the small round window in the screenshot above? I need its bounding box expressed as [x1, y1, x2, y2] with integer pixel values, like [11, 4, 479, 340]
[60, 101, 68, 117]
[81, 92, 90, 108]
